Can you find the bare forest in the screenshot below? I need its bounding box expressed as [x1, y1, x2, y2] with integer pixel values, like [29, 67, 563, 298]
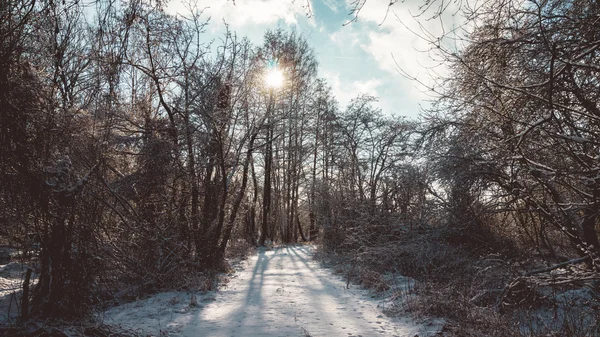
[1, 0, 599, 336]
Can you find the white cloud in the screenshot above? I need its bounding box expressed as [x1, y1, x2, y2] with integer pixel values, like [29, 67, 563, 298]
[323, 69, 428, 118]
[328, 27, 361, 46]
[322, 71, 382, 108]
[345, 0, 464, 88]
[167, 0, 313, 31]
[322, 0, 341, 13]
[352, 78, 382, 96]
[322, 71, 351, 106]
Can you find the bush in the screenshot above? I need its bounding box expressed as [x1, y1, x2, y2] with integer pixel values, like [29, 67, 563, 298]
[316, 207, 598, 336]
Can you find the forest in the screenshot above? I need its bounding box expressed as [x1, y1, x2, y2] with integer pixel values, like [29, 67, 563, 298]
[0, 0, 599, 336]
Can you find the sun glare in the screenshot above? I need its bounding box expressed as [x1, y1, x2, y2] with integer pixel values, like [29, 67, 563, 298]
[265, 68, 284, 88]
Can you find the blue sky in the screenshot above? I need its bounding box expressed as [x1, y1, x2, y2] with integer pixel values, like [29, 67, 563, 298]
[166, 0, 459, 120]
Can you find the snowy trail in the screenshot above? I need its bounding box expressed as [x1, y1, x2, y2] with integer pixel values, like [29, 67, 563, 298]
[106, 245, 440, 337]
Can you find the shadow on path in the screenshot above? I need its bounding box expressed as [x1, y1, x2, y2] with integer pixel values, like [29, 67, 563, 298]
[152, 245, 432, 337]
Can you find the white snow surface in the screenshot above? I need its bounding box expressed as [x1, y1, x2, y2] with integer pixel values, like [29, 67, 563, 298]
[104, 245, 441, 337]
[0, 261, 32, 322]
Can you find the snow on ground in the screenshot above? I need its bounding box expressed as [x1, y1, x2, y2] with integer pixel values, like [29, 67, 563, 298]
[104, 245, 442, 337]
[0, 261, 29, 322]
[516, 286, 600, 335]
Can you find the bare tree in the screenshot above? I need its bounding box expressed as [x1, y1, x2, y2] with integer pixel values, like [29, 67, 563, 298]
[425, 0, 600, 269]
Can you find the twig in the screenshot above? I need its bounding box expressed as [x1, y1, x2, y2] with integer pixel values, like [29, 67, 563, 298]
[524, 256, 589, 276]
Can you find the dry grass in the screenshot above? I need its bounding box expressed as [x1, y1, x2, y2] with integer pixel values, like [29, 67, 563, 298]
[225, 238, 255, 260]
[317, 222, 600, 337]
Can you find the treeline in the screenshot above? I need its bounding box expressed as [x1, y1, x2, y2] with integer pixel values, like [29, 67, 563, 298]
[1, 0, 599, 329]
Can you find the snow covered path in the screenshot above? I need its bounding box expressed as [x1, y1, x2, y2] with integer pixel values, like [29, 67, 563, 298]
[106, 245, 440, 337]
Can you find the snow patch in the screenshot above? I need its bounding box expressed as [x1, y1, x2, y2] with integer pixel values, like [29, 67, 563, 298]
[0, 261, 34, 323]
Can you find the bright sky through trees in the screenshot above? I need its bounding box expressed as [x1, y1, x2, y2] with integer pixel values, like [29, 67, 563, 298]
[166, 0, 461, 119]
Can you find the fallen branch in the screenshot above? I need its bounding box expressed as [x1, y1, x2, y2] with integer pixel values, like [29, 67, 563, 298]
[537, 275, 600, 286]
[524, 256, 589, 276]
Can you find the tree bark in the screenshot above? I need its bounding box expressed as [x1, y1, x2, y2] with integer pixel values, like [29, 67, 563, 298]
[21, 268, 32, 321]
[260, 91, 274, 246]
[219, 133, 257, 255]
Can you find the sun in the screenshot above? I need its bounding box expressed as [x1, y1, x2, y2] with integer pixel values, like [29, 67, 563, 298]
[265, 68, 284, 88]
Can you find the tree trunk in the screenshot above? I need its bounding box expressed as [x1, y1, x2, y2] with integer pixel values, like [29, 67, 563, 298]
[248, 156, 259, 245]
[297, 213, 307, 242]
[21, 268, 32, 321]
[260, 92, 274, 246]
[219, 134, 257, 256]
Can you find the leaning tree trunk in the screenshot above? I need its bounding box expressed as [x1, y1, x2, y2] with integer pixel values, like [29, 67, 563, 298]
[219, 133, 257, 257]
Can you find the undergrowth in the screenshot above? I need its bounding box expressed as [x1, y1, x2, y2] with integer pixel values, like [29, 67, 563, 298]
[316, 222, 600, 337]
[1, 239, 257, 337]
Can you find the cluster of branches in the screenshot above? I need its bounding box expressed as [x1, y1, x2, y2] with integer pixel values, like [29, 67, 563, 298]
[309, 95, 424, 251]
[319, 0, 600, 301]
[423, 0, 600, 270]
